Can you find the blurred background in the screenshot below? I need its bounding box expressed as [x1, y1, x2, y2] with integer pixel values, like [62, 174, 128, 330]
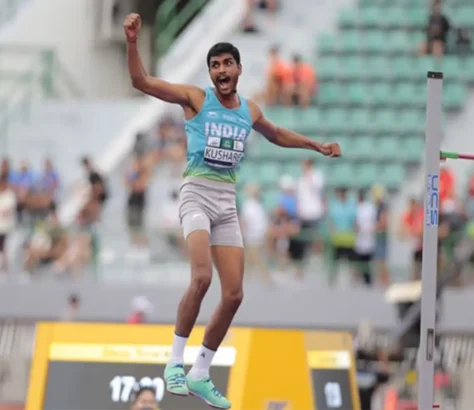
[0, 0, 474, 408]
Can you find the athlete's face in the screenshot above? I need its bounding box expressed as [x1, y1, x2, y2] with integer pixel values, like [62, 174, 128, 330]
[209, 53, 241, 96]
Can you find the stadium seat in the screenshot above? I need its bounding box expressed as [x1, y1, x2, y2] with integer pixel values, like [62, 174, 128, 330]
[318, 34, 338, 55]
[391, 57, 415, 81]
[454, 7, 474, 28]
[359, 7, 382, 28]
[259, 163, 281, 186]
[373, 109, 397, 133]
[400, 137, 424, 162]
[349, 109, 374, 134]
[397, 110, 425, 134]
[378, 137, 401, 161]
[386, 32, 412, 54]
[365, 32, 386, 54]
[444, 83, 467, 110]
[379, 163, 405, 189]
[320, 109, 348, 134]
[356, 163, 378, 187]
[329, 162, 355, 187]
[318, 83, 343, 106]
[379, 7, 407, 29]
[317, 57, 341, 81]
[349, 136, 376, 160]
[338, 8, 358, 29]
[340, 31, 363, 54]
[392, 83, 418, 107]
[340, 56, 367, 81]
[346, 83, 370, 106]
[406, 8, 427, 29]
[365, 56, 391, 80]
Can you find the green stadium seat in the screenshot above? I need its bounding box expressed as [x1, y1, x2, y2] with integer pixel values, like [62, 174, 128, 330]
[346, 83, 370, 105]
[359, 7, 382, 28]
[440, 57, 462, 80]
[317, 57, 341, 81]
[321, 109, 348, 134]
[329, 162, 355, 188]
[391, 57, 415, 81]
[412, 83, 427, 107]
[338, 8, 358, 29]
[379, 163, 405, 189]
[258, 163, 281, 186]
[349, 109, 374, 134]
[406, 8, 427, 29]
[237, 164, 254, 187]
[379, 7, 406, 29]
[318, 83, 343, 106]
[282, 163, 302, 179]
[356, 163, 378, 187]
[264, 107, 299, 129]
[386, 32, 412, 54]
[296, 108, 323, 129]
[400, 137, 424, 162]
[392, 83, 418, 106]
[444, 83, 467, 110]
[318, 34, 338, 55]
[370, 83, 393, 106]
[365, 56, 391, 80]
[454, 7, 474, 28]
[350, 136, 376, 159]
[340, 31, 363, 54]
[336, 136, 354, 159]
[365, 32, 386, 53]
[378, 137, 401, 160]
[340, 56, 366, 80]
[460, 56, 474, 81]
[374, 109, 397, 133]
[262, 189, 280, 211]
[397, 110, 425, 134]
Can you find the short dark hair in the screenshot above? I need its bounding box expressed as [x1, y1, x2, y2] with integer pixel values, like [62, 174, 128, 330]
[81, 156, 90, 167]
[131, 385, 156, 403]
[207, 42, 240, 67]
[293, 54, 302, 63]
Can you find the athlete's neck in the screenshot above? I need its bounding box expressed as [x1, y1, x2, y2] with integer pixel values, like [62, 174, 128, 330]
[213, 88, 240, 110]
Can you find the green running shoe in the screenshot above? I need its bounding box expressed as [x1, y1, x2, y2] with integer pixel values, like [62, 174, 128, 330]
[186, 375, 231, 409]
[164, 364, 189, 396]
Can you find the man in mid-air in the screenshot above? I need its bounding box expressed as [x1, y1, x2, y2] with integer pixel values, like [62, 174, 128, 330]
[124, 13, 341, 409]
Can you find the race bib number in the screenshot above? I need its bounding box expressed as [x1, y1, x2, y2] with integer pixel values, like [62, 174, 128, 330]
[204, 136, 245, 169]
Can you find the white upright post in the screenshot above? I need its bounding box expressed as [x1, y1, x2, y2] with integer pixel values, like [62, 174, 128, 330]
[418, 71, 443, 409]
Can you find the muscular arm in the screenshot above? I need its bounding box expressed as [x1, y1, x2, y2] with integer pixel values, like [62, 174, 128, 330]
[250, 101, 325, 153]
[127, 41, 202, 106]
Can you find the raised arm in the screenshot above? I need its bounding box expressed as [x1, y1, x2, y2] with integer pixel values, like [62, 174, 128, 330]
[124, 14, 203, 107]
[249, 101, 341, 157]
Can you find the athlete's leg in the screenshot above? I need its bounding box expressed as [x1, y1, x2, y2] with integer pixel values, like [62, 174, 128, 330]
[186, 214, 243, 409]
[164, 208, 212, 396]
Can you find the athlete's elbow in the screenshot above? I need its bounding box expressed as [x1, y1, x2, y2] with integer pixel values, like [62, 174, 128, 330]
[130, 74, 147, 91]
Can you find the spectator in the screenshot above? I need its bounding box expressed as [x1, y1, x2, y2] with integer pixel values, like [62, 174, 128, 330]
[27, 158, 60, 222]
[354, 190, 377, 287]
[23, 205, 68, 276]
[327, 188, 357, 285]
[240, 184, 271, 283]
[283, 54, 317, 107]
[267, 205, 301, 276]
[0, 175, 16, 274]
[125, 155, 151, 247]
[264, 46, 291, 106]
[278, 175, 298, 219]
[372, 185, 390, 287]
[79, 156, 108, 224]
[0, 158, 15, 183]
[127, 296, 153, 324]
[61, 293, 80, 321]
[152, 115, 186, 176]
[161, 189, 186, 257]
[439, 165, 455, 208]
[13, 160, 35, 223]
[400, 198, 424, 280]
[418, 0, 451, 58]
[296, 159, 325, 254]
[53, 230, 93, 279]
[242, 0, 278, 33]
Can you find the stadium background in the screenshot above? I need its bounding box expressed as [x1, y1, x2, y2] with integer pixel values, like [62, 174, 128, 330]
[0, 0, 474, 409]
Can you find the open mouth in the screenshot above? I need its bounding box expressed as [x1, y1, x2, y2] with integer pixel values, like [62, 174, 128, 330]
[217, 76, 231, 87]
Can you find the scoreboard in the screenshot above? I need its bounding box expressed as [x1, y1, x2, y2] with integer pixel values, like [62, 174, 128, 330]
[26, 323, 360, 410]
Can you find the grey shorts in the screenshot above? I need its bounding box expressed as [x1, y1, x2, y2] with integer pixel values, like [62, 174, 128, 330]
[179, 176, 243, 247]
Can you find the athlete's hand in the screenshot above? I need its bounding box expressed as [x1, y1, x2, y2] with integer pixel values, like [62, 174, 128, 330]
[124, 13, 142, 42]
[320, 142, 341, 158]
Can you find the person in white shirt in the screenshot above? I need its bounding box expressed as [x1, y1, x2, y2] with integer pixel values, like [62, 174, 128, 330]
[296, 158, 325, 257]
[354, 190, 377, 286]
[240, 184, 271, 283]
[0, 175, 17, 272]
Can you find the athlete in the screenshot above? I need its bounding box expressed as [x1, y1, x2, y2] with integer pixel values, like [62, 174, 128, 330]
[124, 13, 341, 409]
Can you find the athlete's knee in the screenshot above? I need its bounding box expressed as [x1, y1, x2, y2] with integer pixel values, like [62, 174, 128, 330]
[190, 261, 212, 295]
[222, 287, 243, 309]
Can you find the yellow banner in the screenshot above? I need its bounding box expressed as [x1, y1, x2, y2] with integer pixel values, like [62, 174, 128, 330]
[49, 343, 236, 365]
[307, 350, 351, 369]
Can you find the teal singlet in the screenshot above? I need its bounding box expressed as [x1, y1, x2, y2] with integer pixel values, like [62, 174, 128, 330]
[183, 87, 253, 184]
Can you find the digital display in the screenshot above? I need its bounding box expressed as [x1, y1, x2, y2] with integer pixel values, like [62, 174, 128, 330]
[311, 369, 353, 410]
[43, 361, 229, 410]
[42, 343, 234, 410]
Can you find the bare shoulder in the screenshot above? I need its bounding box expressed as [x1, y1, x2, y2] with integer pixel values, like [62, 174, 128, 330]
[246, 99, 264, 124]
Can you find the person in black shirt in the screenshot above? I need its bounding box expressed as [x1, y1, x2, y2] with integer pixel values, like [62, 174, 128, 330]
[81, 156, 108, 205]
[418, 0, 451, 57]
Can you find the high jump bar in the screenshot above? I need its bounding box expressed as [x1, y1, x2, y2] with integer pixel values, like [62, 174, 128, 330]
[440, 150, 474, 161]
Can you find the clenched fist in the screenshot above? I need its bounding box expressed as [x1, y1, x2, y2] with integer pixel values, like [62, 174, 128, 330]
[320, 142, 341, 158]
[124, 13, 141, 42]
